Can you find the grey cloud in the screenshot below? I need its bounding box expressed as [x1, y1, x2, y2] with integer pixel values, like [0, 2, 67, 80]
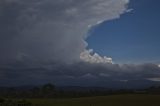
[0, 0, 129, 64]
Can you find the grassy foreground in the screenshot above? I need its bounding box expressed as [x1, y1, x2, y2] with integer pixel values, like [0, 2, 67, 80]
[28, 94, 160, 106]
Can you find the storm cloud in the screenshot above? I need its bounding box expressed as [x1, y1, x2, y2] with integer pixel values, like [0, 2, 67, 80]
[0, 0, 160, 87]
[0, 0, 129, 64]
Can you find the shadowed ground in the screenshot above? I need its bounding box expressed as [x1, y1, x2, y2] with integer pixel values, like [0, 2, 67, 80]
[28, 94, 160, 106]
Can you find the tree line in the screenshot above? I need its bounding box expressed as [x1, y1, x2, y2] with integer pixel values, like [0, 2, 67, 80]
[0, 84, 160, 99]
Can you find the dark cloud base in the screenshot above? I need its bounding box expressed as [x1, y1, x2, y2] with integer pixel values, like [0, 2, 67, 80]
[0, 62, 160, 88]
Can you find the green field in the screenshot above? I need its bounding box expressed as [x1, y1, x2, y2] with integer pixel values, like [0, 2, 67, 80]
[28, 94, 160, 106]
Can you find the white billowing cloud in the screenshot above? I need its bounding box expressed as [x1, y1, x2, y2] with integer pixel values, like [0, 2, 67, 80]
[158, 65, 160, 68]
[0, 0, 129, 64]
[80, 49, 113, 64]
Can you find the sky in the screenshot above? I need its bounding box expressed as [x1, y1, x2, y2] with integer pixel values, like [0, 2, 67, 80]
[0, 0, 160, 88]
[87, 0, 160, 64]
